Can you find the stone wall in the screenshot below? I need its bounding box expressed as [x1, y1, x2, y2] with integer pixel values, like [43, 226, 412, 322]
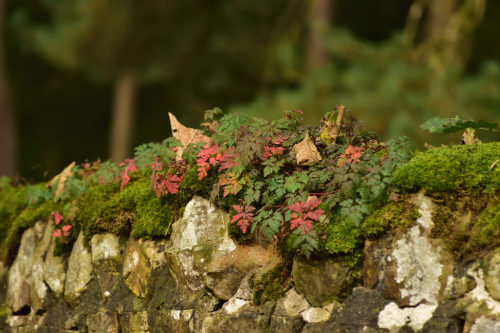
[1, 195, 499, 332]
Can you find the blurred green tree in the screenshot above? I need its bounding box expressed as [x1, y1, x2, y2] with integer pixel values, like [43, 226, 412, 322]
[12, 0, 301, 163]
[232, 0, 499, 147]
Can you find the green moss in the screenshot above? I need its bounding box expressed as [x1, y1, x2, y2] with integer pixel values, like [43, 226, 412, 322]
[127, 178, 174, 239]
[472, 203, 500, 248]
[361, 201, 418, 238]
[394, 142, 500, 192]
[75, 181, 123, 242]
[15, 200, 57, 229]
[178, 166, 218, 205]
[0, 186, 28, 243]
[75, 174, 175, 241]
[250, 262, 292, 305]
[325, 218, 362, 255]
[0, 185, 57, 263]
[428, 191, 499, 258]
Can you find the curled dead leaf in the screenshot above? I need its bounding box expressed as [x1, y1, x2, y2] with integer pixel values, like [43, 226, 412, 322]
[461, 128, 482, 145]
[292, 132, 322, 166]
[168, 112, 211, 160]
[47, 161, 76, 197]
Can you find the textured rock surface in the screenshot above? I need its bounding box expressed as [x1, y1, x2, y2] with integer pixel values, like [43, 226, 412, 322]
[292, 256, 353, 306]
[1, 194, 499, 332]
[43, 235, 67, 298]
[31, 221, 53, 312]
[122, 238, 151, 298]
[64, 232, 93, 306]
[6, 223, 44, 313]
[485, 249, 500, 301]
[166, 196, 279, 300]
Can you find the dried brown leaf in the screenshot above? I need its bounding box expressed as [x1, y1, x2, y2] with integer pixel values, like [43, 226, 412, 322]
[461, 128, 482, 145]
[168, 112, 211, 160]
[47, 161, 76, 197]
[292, 132, 322, 166]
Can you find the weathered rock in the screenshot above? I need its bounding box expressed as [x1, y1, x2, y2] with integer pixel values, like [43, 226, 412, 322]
[301, 306, 333, 323]
[363, 235, 391, 289]
[6, 223, 45, 313]
[43, 236, 67, 298]
[460, 263, 500, 322]
[87, 307, 120, 333]
[90, 233, 122, 263]
[64, 232, 93, 306]
[274, 288, 310, 317]
[140, 239, 167, 269]
[422, 300, 466, 333]
[378, 301, 438, 332]
[383, 193, 452, 307]
[129, 311, 149, 333]
[202, 301, 274, 333]
[166, 196, 279, 300]
[122, 238, 151, 298]
[443, 275, 476, 300]
[31, 221, 53, 312]
[292, 256, 353, 307]
[152, 309, 193, 333]
[485, 249, 500, 301]
[469, 316, 500, 333]
[337, 287, 390, 332]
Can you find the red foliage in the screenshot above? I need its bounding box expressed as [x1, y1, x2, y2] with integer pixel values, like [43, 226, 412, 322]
[339, 145, 363, 166]
[288, 199, 324, 233]
[261, 135, 286, 160]
[218, 147, 239, 171]
[53, 210, 63, 225]
[120, 159, 137, 191]
[150, 157, 184, 197]
[51, 211, 72, 239]
[196, 144, 222, 180]
[218, 174, 241, 197]
[197, 144, 239, 179]
[231, 204, 256, 233]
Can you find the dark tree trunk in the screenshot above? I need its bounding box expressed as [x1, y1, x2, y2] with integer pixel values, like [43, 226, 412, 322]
[0, 0, 16, 178]
[109, 73, 136, 163]
[307, 0, 334, 69]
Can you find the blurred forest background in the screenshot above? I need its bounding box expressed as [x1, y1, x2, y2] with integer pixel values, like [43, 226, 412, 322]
[0, 0, 499, 181]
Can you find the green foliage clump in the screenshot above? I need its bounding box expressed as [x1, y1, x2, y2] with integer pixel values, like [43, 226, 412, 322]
[361, 201, 419, 238]
[394, 142, 500, 192]
[124, 177, 175, 239]
[75, 173, 175, 241]
[325, 218, 361, 256]
[472, 203, 500, 247]
[0, 185, 58, 263]
[250, 263, 292, 305]
[75, 181, 123, 241]
[0, 185, 28, 243]
[177, 166, 217, 205]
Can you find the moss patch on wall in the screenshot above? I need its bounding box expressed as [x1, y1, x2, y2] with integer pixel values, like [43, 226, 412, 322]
[250, 262, 292, 305]
[428, 191, 500, 259]
[394, 142, 500, 192]
[75, 173, 176, 242]
[0, 185, 56, 264]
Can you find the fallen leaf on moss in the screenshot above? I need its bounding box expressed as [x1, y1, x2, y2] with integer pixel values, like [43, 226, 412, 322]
[462, 128, 482, 145]
[292, 132, 321, 166]
[47, 161, 76, 197]
[169, 112, 211, 160]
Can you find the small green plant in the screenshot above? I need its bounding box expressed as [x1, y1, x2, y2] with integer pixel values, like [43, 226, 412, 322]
[421, 115, 498, 135]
